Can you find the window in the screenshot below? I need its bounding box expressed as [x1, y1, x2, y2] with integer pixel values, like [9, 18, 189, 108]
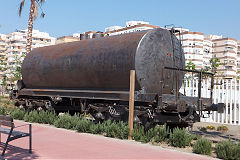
[225, 47, 234, 50]
[225, 41, 236, 45]
[225, 66, 233, 69]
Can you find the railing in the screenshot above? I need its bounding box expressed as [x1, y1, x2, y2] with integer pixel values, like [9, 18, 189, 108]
[180, 78, 240, 125]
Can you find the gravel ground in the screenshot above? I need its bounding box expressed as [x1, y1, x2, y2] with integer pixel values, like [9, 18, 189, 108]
[191, 122, 240, 142]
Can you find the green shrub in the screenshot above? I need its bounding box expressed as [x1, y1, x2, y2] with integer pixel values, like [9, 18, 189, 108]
[0, 106, 8, 115]
[10, 108, 26, 120]
[132, 123, 154, 143]
[76, 118, 94, 133]
[6, 107, 16, 114]
[140, 128, 155, 143]
[168, 127, 192, 148]
[193, 138, 212, 155]
[132, 123, 145, 141]
[215, 140, 240, 160]
[217, 125, 229, 132]
[103, 120, 118, 138]
[153, 124, 169, 143]
[24, 110, 57, 125]
[115, 121, 129, 139]
[24, 110, 38, 122]
[38, 110, 57, 124]
[99, 120, 129, 139]
[54, 113, 80, 130]
[89, 123, 104, 134]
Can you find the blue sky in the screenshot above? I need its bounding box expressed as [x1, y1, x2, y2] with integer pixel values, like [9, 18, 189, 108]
[0, 0, 239, 39]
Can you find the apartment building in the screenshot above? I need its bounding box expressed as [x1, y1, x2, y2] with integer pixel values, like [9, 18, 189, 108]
[178, 31, 205, 70]
[6, 29, 55, 69]
[203, 37, 213, 68]
[80, 31, 104, 40]
[211, 37, 238, 78]
[1, 29, 56, 90]
[57, 31, 105, 44]
[0, 34, 7, 82]
[0, 34, 7, 55]
[56, 36, 79, 44]
[105, 21, 160, 36]
[177, 30, 240, 78]
[237, 42, 240, 77]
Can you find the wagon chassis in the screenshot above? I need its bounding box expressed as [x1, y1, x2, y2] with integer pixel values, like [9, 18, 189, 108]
[13, 85, 224, 127]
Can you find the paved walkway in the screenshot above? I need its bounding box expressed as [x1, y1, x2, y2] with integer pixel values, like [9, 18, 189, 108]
[0, 120, 216, 160]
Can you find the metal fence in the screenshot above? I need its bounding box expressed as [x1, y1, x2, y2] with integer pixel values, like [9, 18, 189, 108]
[180, 78, 240, 125]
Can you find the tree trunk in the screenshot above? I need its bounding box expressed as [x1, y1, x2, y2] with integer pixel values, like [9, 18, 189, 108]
[26, 0, 35, 54]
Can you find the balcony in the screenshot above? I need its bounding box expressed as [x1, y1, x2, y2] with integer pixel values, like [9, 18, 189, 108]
[224, 62, 236, 67]
[224, 48, 236, 52]
[0, 41, 6, 46]
[224, 52, 237, 58]
[223, 70, 236, 77]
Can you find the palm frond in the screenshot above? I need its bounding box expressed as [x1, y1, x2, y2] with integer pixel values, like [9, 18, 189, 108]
[35, 0, 46, 18]
[41, 12, 45, 18]
[36, 0, 46, 5]
[18, 0, 25, 16]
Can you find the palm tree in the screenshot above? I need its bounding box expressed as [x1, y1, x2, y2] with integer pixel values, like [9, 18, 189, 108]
[18, 0, 45, 54]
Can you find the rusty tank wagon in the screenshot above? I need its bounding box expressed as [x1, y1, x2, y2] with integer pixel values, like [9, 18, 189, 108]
[12, 28, 224, 127]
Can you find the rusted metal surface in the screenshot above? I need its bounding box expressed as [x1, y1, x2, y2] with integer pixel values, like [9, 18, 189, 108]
[22, 28, 185, 95]
[16, 28, 225, 126]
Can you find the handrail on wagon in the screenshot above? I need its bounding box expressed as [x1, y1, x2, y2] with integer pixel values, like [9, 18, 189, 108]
[164, 66, 214, 117]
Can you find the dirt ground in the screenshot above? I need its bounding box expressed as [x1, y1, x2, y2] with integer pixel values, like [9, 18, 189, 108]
[191, 122, 240, 142]
[153, 122, 240, 158]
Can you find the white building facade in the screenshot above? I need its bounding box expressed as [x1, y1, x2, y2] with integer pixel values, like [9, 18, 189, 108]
[178, 31, 205, 69]
[104, 21, 240, 78]
[0, 34, 7, 84]
[0, 29, 56, 91]
[6, 29, 55, 67]
[105, 21, 160, 36]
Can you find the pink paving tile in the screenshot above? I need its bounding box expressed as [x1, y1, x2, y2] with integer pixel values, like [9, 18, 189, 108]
[0, 120, 215, 160]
